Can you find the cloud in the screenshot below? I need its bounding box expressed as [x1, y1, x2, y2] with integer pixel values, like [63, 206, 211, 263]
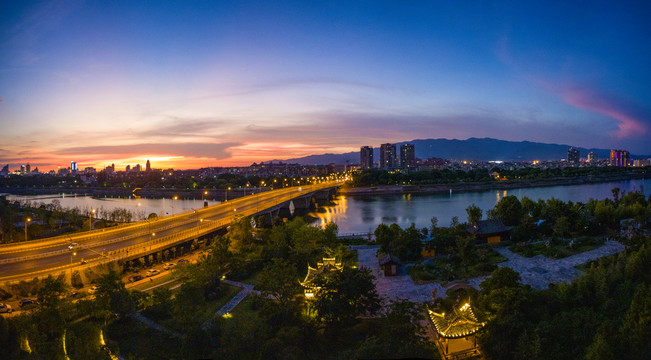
[56, 142, 240, 159]
[559, 86, 649, 139]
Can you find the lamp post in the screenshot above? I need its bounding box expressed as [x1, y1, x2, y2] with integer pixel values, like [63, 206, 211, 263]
[225, 187, 231, 202]
[89, 209, 95, 230]
[172, 196, 178, 216]
[24, 217, 31, 241]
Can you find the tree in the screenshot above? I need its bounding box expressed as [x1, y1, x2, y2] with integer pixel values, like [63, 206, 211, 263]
[480, 267, 521, 292]
[456, 236, 476, 271]
[491, 195, 523, 226]
[37, 275, 68, 309]
[312, 267, 381, 328]
[256, 259, 301, 308]
[466, 204, 482, 225]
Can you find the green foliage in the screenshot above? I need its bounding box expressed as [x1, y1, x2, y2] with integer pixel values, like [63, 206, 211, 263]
[256, 259, 301, 307]
[466, 203, 482, 225]
[477, 241, 651, 360]
[312, 267, 381, 328]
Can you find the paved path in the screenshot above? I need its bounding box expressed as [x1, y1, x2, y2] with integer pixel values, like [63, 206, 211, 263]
[215, 279, 257, 315]
[494, 240, 625, 289]
[132, 312, 181, 338]
[354, 240, 626, 303]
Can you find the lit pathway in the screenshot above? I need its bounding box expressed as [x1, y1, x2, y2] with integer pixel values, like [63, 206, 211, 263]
[353, 240, 626, 303]
[215, 279, 257, 315]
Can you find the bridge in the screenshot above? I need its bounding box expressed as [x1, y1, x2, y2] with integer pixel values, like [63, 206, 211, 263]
[0, 181, 342, 283]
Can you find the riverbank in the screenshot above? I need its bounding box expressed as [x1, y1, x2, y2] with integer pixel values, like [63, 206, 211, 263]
[340, 172, 647, 195]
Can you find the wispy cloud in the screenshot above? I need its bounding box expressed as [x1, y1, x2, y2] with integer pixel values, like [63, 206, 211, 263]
[56, 142, 240, 159]
[559, 86, 649, 139]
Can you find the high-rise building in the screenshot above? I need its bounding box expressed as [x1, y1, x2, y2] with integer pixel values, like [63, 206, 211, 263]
[0, 164, 8, 176]
[146, 160, 151, 172]
[25, 163, 31, 173]
[360, 146, 373, 170]
[71, 161, 77, 173]
[125, 165, 131, 172]
[379, 143, 397, 169]
[133, 164, 141, 172]
[400, 144, 415, 169]
[587, 152, 598, 163]
[610, 149, 630, 167]
[567, 148, 580, 164]
[20, 165, 25, 174]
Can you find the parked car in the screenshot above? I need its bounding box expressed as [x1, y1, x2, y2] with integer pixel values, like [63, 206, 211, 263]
[177, 259, 189, 264]
[69, 291, 79, 298]
[128, 275, 144, 283]
[163, 263, 175, 270]
[88, 286, 99, 294]
[19, 299, 38, 308]
[146, 269, 160, 277]
[0, 304, 12, 313]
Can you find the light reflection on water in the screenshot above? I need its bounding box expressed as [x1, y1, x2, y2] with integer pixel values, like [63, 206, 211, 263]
[310, 179, 649, 233]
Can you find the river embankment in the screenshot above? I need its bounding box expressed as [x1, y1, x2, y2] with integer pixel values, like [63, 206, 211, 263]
[340, 172, 647, 195]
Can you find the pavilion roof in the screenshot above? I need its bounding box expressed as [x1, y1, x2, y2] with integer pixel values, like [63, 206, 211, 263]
[428, 303, 485, 339]
[300, 257, 343, 286]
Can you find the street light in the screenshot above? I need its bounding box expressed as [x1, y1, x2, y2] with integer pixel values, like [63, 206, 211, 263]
[225, 187, 231, 202]
[24, 217, 31, 241]
[89, 209, 96, 230]
[172, 196, 178, 215]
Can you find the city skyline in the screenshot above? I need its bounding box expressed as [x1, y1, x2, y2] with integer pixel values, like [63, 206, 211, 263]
[1, 1, 650, 171]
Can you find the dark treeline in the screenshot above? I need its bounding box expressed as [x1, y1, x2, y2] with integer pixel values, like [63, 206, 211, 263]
[351, 166, 648, 187]
[0, 171, 318, 191]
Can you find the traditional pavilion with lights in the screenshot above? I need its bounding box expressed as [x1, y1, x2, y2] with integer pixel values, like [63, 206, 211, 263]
[300, 257, 343, 299]
[428, 302, 485, 360]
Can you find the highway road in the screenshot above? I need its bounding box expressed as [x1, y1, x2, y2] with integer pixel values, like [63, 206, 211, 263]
[0, 182, 340, 282]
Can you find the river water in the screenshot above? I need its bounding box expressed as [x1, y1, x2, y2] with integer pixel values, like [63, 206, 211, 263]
[310, 179, 650, 234]
[4, 179, 649, 232]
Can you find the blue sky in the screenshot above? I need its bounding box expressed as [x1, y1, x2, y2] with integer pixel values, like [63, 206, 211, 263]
[1, 0, 649, 170]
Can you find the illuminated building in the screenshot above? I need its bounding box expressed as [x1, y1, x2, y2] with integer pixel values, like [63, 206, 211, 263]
[567, 147, 580, 164]
[587, 152, 598, 163]
[360, 146, 374, 170]
[429, 302, 485, 360]
[20, 165, 25, 174]
[300, 257, 343, 299]
[400, 143, 415, 169]
[610, 149, 629, 167]
[70, 161, 77, 173]
[380, 143, 397, 169]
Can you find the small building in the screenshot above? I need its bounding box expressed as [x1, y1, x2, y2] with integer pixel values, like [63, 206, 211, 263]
[466, 219, 511, 244]
[300, 257, 343, 299]
[421, 239, 435, 258]
[378, 254, 401, 276]
[429, 302, 485, 360]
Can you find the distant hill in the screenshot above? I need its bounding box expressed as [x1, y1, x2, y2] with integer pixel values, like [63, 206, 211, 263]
[278, 137, 641, 165]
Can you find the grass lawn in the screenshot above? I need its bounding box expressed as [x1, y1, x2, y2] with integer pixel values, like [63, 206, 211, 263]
[510, 237, 605, 259]
[410, 246, 507, 284]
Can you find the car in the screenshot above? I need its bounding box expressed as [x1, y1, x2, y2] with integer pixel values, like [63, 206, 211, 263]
[146, 269, 160, 277]
[177, 259, 189, 264]
[0, 304, 12, 313]
[163, 263, 175, 270]
[19, 299, 38, 308]
[68, 243, 78, 249]
[88, 286, 99, 294]
[69, 291, 79, 298]
[128, 275, 144, 283]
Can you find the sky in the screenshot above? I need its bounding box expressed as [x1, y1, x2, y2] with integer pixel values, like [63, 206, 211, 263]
[1, 0, 650, 171]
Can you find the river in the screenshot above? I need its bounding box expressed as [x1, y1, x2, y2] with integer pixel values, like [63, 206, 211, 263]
[4, 179, 648, 232]
[309, 179, 650, 234]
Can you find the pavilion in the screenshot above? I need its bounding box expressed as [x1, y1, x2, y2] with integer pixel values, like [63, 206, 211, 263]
[428, 302, 485, 360]
[300, 257, 343, 299]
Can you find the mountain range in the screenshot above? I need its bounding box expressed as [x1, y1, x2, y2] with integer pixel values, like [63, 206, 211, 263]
[275, 138, 646, 165]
